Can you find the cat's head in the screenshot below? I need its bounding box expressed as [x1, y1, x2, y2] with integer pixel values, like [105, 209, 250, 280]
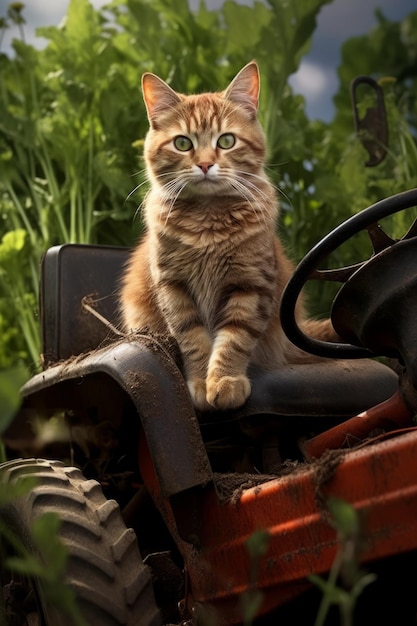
[141, 62, 268, 201]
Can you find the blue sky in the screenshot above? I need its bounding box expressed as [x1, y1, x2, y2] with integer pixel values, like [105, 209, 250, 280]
[0, 0, 415, 120]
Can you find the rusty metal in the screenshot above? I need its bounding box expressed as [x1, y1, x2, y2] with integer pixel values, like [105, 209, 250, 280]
[190, 427, 417, 623]
[138, 414, 417, 624]
[302, 389, 414, 460]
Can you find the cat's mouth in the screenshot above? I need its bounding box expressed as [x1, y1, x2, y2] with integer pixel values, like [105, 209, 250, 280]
[196, 176, 218, 184]
[193, 177, 231, 196]
[195, 169, 225, 184]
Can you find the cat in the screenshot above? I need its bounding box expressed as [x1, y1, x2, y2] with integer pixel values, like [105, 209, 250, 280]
[120, 61, 338, 412]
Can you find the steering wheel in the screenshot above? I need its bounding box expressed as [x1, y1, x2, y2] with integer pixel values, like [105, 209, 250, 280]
[280, 188, 417, 359]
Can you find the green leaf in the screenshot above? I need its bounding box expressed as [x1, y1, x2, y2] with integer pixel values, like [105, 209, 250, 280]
[222, 1, 270, 54]
[327, 496, 360, 538]
[65, 0, 101, 53]
[240, 588, 264, 625]
[309, 573, 350, 605]
[31, 513, 68, 575]
[0, 364, 28, 433]
[0, 229, 27, 266]
[6, 553, 46, 577]
[0, 475, 37, 507]
[245, 528, 270, 560]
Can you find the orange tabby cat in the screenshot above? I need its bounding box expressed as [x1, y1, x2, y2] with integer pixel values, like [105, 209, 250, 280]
[120, 61, 337, 411]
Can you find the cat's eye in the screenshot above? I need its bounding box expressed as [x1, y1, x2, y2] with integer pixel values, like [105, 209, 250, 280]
[174, 135, 193, 151]
[217, 133, 236, 149]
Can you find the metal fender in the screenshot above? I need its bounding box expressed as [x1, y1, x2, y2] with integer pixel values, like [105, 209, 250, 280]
[4, 334, 213, 497]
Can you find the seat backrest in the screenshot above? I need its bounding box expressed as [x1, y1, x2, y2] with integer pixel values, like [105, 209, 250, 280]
[41, 244, 131, 367]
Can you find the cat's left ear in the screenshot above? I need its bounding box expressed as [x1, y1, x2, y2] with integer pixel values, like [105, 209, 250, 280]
[224, 61, 260, 117]
[142, 72, 182, 126]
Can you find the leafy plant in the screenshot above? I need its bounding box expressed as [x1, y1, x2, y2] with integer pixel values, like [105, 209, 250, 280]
[2, 0, 417, 368]
[1, 0, 417, 361]
[0, 351, 85, 625]
[0, 483, 86, 626]
[3, 512, 87, 625]
[0, 363, 28, 461]
[0, 0, 333, 370]
[240, 529, 271, 626]
[310, 497, 377, 626]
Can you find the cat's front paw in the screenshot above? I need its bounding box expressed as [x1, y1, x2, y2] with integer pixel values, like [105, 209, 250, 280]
[206, 375, 251, 410]
[187, 378, 212, 411]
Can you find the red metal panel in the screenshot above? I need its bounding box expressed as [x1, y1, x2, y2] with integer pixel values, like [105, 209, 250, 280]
[185, 429, 417, 624]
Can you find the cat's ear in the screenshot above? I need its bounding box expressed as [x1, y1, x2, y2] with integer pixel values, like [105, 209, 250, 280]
[224, 61, 260, 117]
[142, 73, 181, 126]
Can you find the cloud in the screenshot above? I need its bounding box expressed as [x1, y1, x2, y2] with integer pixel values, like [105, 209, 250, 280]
[288, 60, 339, 120]
[289, 60, 334, 102]
[0, 0, 108, 52]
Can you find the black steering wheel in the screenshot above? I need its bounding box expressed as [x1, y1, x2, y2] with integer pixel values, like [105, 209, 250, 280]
[280, 188, 417, 359]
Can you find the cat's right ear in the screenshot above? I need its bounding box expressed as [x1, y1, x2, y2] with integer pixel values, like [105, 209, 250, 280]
[142, 73, 181, 126]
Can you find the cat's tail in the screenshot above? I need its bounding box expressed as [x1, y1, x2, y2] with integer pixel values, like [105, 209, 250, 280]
[283, 317, 343, 364]
[300, 317, 341, 343]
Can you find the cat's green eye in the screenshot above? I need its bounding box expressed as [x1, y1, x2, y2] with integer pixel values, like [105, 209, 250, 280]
[174, 136, 193, 151]
[217, 133, 236, 149]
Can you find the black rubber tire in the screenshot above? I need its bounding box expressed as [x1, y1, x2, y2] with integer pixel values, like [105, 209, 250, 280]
[0, 458, 161, 626]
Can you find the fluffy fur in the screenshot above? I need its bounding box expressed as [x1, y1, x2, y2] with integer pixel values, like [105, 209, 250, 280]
[120, 61, 338, 411]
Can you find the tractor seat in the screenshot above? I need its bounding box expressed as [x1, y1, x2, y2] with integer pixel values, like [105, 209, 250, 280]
[229, 358, 398, 422]
[38, 243, 399, 423]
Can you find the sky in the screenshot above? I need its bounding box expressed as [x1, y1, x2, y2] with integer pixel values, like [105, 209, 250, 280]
[0, 0, 415, 121]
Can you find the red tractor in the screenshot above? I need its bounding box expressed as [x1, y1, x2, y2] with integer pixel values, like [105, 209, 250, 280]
[2, 188, 417, 625]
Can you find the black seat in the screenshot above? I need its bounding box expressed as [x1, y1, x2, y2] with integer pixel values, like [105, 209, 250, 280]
[39, 244, 398, 421]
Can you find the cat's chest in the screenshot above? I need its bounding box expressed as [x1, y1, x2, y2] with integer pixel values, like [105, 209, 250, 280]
[163, 239, 232, 285]
[156, 235, 238, 302]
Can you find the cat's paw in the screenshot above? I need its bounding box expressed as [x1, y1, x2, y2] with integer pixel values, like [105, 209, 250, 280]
[187, 378, 212, 411]
[206, 375, 251, 410]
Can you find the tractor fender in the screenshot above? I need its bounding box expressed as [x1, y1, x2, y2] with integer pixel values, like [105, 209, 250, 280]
[4, 334, 213, 497]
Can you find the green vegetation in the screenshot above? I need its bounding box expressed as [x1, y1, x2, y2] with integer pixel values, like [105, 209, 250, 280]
[1, 0, 417, 372]
[311, 497, 377, 626]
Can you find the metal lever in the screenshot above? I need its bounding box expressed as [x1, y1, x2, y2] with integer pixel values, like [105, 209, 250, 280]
[350, 76, 388, 167]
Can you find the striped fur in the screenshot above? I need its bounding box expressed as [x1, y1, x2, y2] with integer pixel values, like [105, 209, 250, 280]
[120, 62, 338, 411]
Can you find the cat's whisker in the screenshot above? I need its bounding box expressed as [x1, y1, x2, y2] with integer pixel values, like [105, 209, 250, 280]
[232, 170, 276, 198]
[265, 161, 289, 170]
[158, 172, 192, 197]
[125, 179, 150, 204]
[232, 169, 292, 211]
[154, 169, 192, 184]
[161, 175, 189, 198]
[235, 167, 282, 193]
[261, 167, 293, 208]
[223, 177, 267, 227]
[237, 181, 270, 227]
[159, 176, 191, 223]
[133, 200, 145, 223]
[129, 167, 148, 178]
[221, 171, 258, 201]
[221, 169, 272, 222]
[164, 192, 183, 225]
[131, 188, 152, 224]
[271, 183, 292, 208]
[233, 175, 271, 203]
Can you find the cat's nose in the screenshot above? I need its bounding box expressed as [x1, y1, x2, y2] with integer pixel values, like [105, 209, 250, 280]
[197, 162, 214, 175]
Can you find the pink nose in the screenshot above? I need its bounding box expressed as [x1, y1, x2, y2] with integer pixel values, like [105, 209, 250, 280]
[197, 162, 213, 174]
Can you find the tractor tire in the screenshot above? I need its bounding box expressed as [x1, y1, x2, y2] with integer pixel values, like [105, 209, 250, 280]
[0, 457, 161, 626]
